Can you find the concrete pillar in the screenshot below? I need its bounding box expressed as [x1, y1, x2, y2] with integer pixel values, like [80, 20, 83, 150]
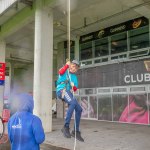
[56, 42, 65, 119]
[74, 37, 80, 60]
[0, 40, 5, 115]
[53, 51, 57, 91]
[14, 64, 33, 94]
[9, 62, 14, 94]
[8, 61, 15, 110]
[149, 18, 150, 47]
[34, 1, 53, 132]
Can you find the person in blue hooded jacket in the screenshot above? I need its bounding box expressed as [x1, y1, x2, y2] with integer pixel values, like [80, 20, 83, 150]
[8, 93, 45, 150]
[56, 59, 84, 142]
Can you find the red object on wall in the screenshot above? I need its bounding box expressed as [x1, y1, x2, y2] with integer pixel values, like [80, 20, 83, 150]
[0, 62, 6, 81]
[2, 109, 10, 123]
[0, 63, 5, 71]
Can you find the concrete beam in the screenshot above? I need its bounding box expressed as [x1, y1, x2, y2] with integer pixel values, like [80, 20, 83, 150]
[6, 46, 34, 61]
[0, 0, 55, 38]
[121, 0, 150, 18]
[0, 6, 35, 38]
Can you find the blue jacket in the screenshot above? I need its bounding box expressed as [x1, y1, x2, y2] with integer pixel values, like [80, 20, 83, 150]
[56, 70, 78, 92]
[8, 93, 45, 150]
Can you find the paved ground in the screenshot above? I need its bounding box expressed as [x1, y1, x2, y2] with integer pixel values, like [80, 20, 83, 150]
[1, 118, 150, 150]
[45, 118, 150, 150]
[0, 141, 10, 150]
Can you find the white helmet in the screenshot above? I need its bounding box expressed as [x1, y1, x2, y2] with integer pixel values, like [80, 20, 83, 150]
[72, 59, 80, 67]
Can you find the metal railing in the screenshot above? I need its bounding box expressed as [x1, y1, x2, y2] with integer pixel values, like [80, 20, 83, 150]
[80, 47, 150, 68]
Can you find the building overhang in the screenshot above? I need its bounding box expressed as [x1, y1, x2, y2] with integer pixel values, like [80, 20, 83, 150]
[0, 0, 54, 38]
[121, 0, 150, 18]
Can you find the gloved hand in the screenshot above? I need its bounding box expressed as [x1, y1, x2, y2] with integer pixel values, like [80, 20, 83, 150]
[70, 82, 77, 92]
[66, 58, 70, 66]
[70, 82, 74, 87]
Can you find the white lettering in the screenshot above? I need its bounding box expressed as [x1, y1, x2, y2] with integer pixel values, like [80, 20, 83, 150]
[124, 73, 150, 84]
[12, 118, 22, 129]
[82, 35, 93, 42]
[137, 74, 143, 82]
[124, 75, 130, 83]
[110, 25, 126, 33]
[131, 75, 136, 83]
[145, 73, 150, 82]
[12, 124, 22, 129]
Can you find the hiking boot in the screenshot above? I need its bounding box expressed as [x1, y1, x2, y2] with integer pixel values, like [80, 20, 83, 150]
[71, 130, 84, 142]
[61, 126, 71, 138]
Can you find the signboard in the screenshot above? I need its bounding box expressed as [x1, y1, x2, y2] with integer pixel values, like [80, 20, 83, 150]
[78, 58, 150, 88]
[77, 59, 150, 125]
[0, 62, 6, 85]
[80, 16, 149, 43]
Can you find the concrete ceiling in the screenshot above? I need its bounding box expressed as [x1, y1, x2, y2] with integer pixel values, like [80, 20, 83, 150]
[0, 1, 27, 25]
[1, 0, 150, 69]
[53, 0, 147, 41]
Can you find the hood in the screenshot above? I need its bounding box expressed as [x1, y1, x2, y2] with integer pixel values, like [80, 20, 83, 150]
[17, 93, 34, 113]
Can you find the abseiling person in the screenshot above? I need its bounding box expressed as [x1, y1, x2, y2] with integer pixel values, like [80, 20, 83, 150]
[56, 59, 84, 142]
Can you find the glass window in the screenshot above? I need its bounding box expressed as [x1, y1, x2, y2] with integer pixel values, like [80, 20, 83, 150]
[81, 60, 92, 67]
[102, 58, 108, 62]
[130, 87, 146, 92]
[65, 46, 75, 60]
[113, 88, 127, 92]
[111, 32, 127, 54]
[127, 94, 148, 124]
[89, 96, 98, 119]
[112, 94, 128, 121]
[98, 95, 112, 121]
[111, 54, 127, 60]
[130, 26, 149, 50]
[94, 38, 109, 57]
[70, 46, 75, 60]
[85, 89, 97, 95]
[94, 58, 108, 64]
[129, 50, 149, 58]
[80, 96, 89, 118]
[80, 41, 92, 60]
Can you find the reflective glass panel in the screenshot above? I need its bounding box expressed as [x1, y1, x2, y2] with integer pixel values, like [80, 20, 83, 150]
[80, 42, 92, 60]
[130, 26, 149, 51]
[95, 38, 109, 57]
[111, 32, 127, 54]
[98, 95, 112, 121]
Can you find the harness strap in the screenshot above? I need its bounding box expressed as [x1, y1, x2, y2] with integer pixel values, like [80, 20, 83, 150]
[61, 89, 66, 99]
[59, 80, 69, 85]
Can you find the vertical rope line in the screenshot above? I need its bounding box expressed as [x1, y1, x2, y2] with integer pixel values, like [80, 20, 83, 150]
[67, 1, 77, 149]
[67, 0, 71, 60]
